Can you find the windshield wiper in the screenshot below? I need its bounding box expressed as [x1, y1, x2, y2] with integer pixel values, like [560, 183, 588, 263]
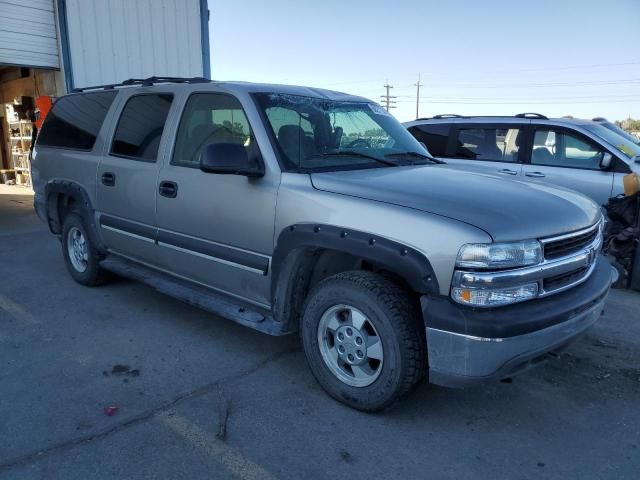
[313, 151, 399, 167]
[384, 151, 444, 164]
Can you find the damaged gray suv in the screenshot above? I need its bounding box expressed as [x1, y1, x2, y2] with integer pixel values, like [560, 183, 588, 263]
[32, 77, 615, 411]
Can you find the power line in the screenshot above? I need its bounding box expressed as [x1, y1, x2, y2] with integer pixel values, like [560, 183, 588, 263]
[323, 62, 640, 88]
[394, 98, 640, 105]
[469, 61, 640, 75]
[392, 93, 640, 101]
[411, 78, 640, 89]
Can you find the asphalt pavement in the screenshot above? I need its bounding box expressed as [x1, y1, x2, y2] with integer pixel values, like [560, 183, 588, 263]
[0, 185, 638, 480]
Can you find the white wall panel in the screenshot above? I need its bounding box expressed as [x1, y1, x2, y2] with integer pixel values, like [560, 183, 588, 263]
[64, 0, 206, 89]
[0, 0, 59, 68]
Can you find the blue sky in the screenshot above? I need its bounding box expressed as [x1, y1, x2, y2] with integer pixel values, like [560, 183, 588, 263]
[208, 0, 639, 122]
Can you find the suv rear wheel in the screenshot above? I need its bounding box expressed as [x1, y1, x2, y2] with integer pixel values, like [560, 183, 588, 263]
[301, 270, 427, 411]
[61, 212, 110, 286]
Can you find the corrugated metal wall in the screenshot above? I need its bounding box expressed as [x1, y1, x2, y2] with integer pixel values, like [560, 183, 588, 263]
[0, 0, 59, 68]
[64, 0, 206, 89]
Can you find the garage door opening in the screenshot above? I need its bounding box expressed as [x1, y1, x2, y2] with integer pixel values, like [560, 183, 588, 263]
[0, 67, 60, 185]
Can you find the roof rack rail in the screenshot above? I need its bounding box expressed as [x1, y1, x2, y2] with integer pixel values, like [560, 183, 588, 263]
[431, 114, 466, 119]
[72, 76, 211, 93]
[515, 112, 548, 119]
[592, 117, 607, 122]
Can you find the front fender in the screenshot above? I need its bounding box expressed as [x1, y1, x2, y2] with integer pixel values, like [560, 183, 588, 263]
[272, 223, 440, 297]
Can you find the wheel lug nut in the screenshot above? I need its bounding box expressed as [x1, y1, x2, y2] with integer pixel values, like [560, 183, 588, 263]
[355, 337, 362, 345]
[346, 328, 353, 336]
[348, 354, 354, 362]
[338, 346, 345, 354]
[356, 350, 364, 358]
[338, 333, 344, 341]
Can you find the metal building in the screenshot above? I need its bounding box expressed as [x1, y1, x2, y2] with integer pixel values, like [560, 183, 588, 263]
[60, 0, 210, 90]
[0, 0, 59, 69]
[0, 0, 210, 176]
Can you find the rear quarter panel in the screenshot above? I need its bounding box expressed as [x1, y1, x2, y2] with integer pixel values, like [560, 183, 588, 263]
[32, 146, 101, 222]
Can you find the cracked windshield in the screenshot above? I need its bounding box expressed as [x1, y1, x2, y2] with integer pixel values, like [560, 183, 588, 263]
[255, 93, 430, 170]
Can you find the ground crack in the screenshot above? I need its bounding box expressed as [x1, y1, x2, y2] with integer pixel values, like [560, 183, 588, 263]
[0, 348, 299, 472]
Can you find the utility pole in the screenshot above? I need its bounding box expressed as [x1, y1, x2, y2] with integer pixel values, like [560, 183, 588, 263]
[414, 74, 423, 119]
[380, 81, 396, 112]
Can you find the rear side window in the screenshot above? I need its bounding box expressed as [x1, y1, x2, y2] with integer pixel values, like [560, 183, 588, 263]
[454, 127, 521, 162]
[37, 92, 117, 150]
[111, 94, 173, 161]
[408, 124, 450, 156]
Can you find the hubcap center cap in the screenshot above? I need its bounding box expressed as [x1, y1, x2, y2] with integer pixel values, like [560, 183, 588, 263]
[335, 325, 367, 365]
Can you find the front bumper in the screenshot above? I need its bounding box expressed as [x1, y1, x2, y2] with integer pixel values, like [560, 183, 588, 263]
[422, 256, 615, 387]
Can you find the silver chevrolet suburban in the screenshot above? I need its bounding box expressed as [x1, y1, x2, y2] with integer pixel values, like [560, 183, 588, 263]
[32, 77, 615, 411]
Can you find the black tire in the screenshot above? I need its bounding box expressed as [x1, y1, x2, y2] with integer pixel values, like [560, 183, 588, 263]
[610, 260, 628, 289]
[61, 212, 110, 286]
[300, 270, 427, 412]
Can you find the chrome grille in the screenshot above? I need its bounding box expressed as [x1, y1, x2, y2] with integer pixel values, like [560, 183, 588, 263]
[543, 266, 589, 292]
[542, 222, 600, 261]
[538, 219, 603, 295]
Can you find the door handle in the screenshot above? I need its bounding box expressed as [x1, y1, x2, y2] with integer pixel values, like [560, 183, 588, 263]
[159, 180, 178, 198]
[101, 172, 116, 186]
[525, 172, 546, 178]
[498, 168, 518, 175]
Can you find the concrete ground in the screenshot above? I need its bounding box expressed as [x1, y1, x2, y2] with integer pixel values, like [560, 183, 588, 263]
[0, 185, 639, 480]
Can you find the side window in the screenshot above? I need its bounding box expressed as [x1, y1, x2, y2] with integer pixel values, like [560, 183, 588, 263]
[172, 93, 253, 168]
[454, 127, 521, 162]
[111, 94, 173, 161]
[532, 129, 603, 169]
[408, 124, 449, 156]
[37, 91, 117, 150]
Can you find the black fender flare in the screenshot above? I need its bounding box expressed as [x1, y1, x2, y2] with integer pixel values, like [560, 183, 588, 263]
[271, 223, 440, 325]
[44, 180, 106, 253]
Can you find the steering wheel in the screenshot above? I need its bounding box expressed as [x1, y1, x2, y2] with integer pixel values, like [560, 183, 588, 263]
[345, 138, 371, 149]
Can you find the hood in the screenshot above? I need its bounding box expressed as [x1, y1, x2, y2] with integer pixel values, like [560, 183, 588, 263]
[310, 165, 601, 242]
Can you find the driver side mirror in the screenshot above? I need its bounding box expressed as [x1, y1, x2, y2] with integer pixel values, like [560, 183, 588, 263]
[199, 143, 264, 178]
[599, 152, 613, 170]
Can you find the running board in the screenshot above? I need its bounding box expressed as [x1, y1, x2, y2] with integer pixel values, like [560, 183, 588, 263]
[100, 256, 291, 336]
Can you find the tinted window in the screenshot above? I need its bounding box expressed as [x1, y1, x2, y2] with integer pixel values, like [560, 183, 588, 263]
[111, 94, 173, 161]
[408, 124, 450, 156]
[454, 127, 521, 162]
[172, 93, 253, 167]
[532, 129, 603, 169]
[37, 92, 117, 150]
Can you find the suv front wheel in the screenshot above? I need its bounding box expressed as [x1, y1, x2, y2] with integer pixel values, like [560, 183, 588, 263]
[301, 271, 427, 411]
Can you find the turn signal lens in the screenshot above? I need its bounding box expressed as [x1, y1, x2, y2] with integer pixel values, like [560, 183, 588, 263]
[452, 283, 539, 307]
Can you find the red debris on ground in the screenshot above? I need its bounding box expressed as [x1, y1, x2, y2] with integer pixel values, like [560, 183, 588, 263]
[103, 405, 118, 416]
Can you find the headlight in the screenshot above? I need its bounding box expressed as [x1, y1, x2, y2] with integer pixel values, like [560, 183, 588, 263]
[456, 239, 543, 269]
[452, 283, 539, 307]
